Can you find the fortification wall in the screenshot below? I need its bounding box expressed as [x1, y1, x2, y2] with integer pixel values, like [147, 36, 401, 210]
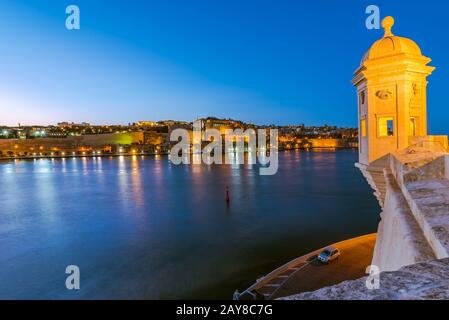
[445, 156, 449, 180]
[77, 132, 145, 146]
[0, 132, 148, 154]
[371, 171, 436, 271]
[371, 150, 449, 272]
[309, 138, 350, 148]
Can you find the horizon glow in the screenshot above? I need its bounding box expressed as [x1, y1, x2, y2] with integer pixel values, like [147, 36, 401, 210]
[0, 0, 448, 134]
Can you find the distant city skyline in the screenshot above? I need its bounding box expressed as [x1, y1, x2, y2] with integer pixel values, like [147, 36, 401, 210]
[0, 118, 356, 128]
[1, 0, 448, 134]
[0, 119, 355, 127]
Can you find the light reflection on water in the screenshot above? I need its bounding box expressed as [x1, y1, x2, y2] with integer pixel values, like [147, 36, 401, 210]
[0, 150, 379, 299]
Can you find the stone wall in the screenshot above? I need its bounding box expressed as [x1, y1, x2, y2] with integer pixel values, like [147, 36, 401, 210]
[0, 132, 169, 156]
[445, 155, 449, 180]
[76, 132, 145, 146]
[0, 132, 145, 151]
[371, 149, 449, 272]
[308, 138, 350, 148]
[279, 258, 449, 300]
[371, 171, 436, 271]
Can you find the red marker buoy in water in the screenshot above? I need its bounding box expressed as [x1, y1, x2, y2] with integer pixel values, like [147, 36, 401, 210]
[226, 186, 230, 204]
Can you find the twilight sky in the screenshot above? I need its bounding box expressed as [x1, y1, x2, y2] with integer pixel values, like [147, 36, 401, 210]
[0, 0, 448, 133]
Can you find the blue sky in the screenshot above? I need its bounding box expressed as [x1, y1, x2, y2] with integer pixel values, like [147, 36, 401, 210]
[0, 0, 448, 133]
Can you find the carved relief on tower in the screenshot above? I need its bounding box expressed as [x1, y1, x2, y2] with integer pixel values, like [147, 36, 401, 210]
[360, 91, 366, 105]
[412, 83, 420, 96]
[375, 89, 393, 100]
[358, 90, 367, 116]
[409, 82, 422, 111]
[374, 86, 396, 112]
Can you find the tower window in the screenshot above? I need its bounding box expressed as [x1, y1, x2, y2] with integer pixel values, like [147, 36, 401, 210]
[360, 118, 367, 137]
[358, 91, 366, 116]
[379, 117, 394, 137]
[410, 117, 417, 136]
[359, 91, 365, 105]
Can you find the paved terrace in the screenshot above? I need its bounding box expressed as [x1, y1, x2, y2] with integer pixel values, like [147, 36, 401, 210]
[238, 234, 376, 300]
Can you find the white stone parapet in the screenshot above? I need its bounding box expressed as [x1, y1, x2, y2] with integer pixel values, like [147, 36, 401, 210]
[368, 147, 449, 272]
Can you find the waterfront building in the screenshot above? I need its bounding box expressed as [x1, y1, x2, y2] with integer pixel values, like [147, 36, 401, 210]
[57, 122, 91, 127]
[136, 121, 157, 127]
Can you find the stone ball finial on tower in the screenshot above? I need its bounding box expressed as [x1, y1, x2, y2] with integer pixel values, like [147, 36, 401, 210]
[359, 15, 426, 66]
[382, 16, 395, 37]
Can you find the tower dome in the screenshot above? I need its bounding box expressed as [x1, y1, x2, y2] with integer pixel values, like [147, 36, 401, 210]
[361, 16, 423, 66]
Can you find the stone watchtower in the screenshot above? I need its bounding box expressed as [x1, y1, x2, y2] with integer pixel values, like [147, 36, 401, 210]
[352, 16, 435, 165]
